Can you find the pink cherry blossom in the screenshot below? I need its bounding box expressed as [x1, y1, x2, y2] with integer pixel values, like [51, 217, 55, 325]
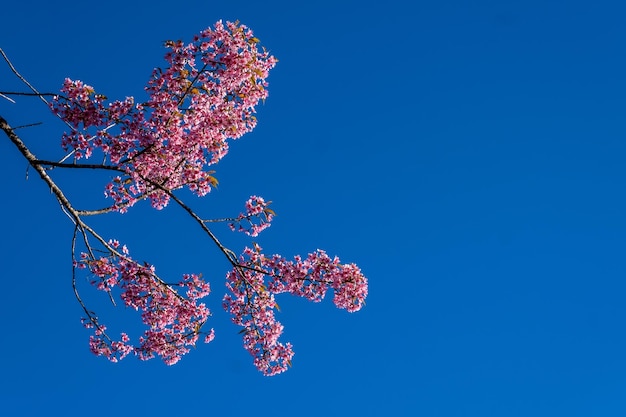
[228, 195, 274, 237]
[80, 241, 214, 366]
[223, 244, 367, 375]
[0, 20, 369, 375]
[50, 20, 277, 212]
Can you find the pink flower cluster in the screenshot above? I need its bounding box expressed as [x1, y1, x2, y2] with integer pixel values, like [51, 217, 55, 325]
[223, 244, 368, 376]
[51, 20, 277, 212]
[229, 195, 274, 237]
[78, 241, 214, 365]
[46, 21, 369, 374]
[82, 321, 134, 363]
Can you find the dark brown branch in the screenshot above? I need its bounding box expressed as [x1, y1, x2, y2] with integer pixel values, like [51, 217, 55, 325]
[34, 159, 125, 172]
[13, 122, 43, 130]
[0, 91, 59, 97]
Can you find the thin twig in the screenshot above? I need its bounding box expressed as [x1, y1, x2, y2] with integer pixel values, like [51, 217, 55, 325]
[0, 47, 74, 130]
[58, 122, 118, 164]
[13, 122, 42, 130]
[0, 48, 50, 107]
[0, 93, 15, 103]
[0, 91, 58, 97]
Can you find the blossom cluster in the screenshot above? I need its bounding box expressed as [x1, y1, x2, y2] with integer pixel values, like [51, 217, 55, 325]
[45, 21, 369, 374]
[223, 244, 368, 375]
[78, 241, 214, 365]
[51, 20, 277, 212]
[229, 195, 274, 237]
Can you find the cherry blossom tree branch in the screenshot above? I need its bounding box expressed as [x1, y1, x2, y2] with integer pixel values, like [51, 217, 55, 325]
[0, 20, 368, 375]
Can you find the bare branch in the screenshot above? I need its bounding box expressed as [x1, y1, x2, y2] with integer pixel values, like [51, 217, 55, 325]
[13, 122, 43, 130]
[0, 48, 75, 130]
[0, 93, 15, 103]
[0, 48, 51, 108]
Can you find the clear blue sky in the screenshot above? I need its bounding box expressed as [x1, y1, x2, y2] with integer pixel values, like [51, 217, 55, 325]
[1, 0, 626, 415]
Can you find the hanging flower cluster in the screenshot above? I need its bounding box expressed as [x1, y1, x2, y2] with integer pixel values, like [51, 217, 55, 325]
[224, 244, 368, 375]
[78, 240, 214, 365]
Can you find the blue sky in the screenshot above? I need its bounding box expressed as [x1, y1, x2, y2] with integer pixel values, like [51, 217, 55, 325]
[1, 0, 626, 415]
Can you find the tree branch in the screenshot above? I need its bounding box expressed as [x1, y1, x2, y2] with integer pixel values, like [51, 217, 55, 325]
[0, 115, 80, 222]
